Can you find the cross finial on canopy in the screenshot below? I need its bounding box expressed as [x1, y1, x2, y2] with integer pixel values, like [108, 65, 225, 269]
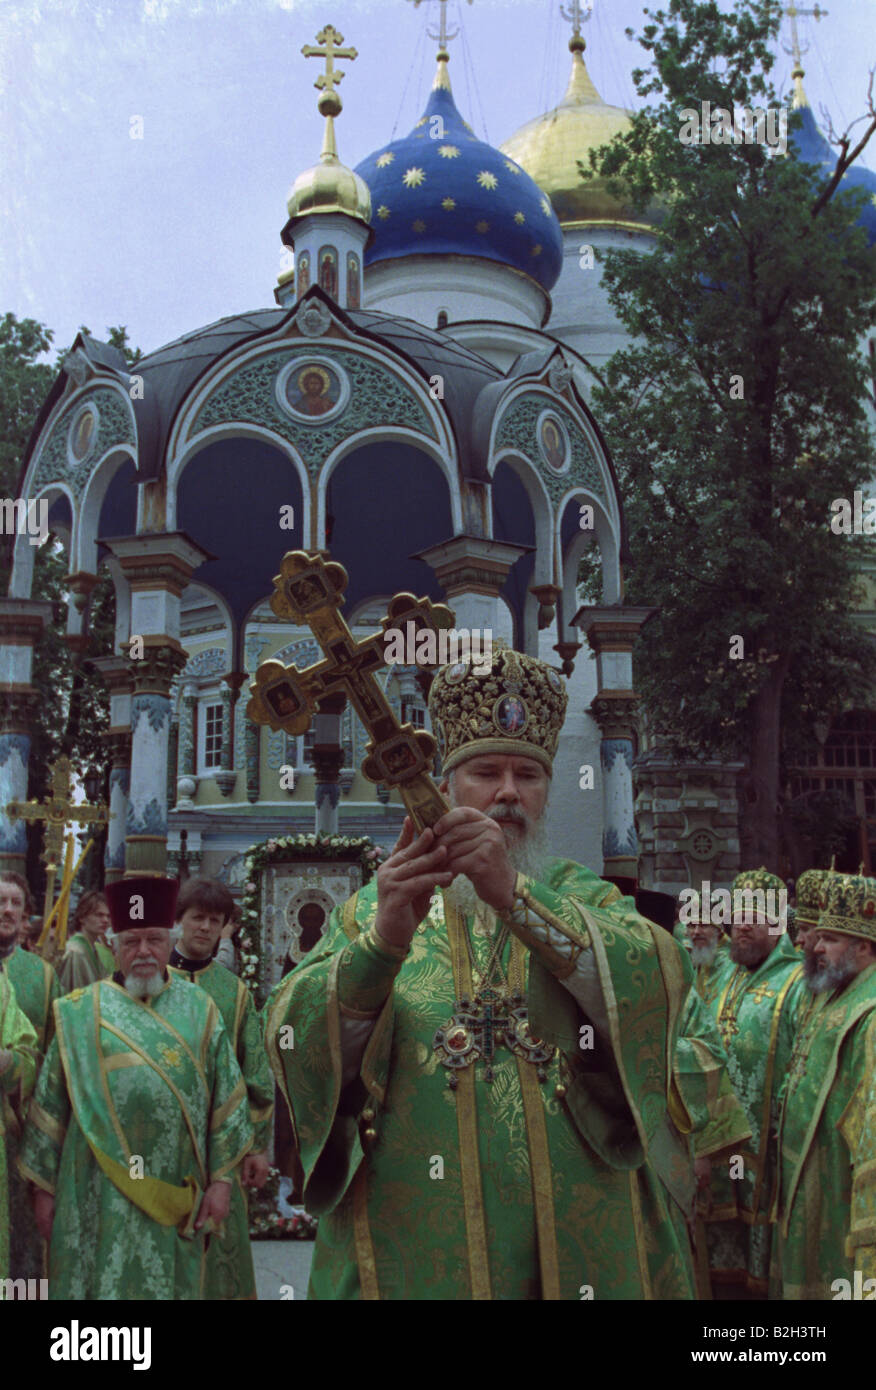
[301, 24, 358, 117]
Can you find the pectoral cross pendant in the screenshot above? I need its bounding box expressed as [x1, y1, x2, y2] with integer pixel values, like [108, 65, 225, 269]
[433, 987, 554, 1085]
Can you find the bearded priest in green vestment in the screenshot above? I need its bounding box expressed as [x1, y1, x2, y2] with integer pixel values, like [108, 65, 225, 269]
[0, 872, 59, 1283]
[57, 890, 115, 994]
[18, 876, 254, 1301]
[701, 868, 802, 1297]
[686, 920, 731, 1006]
[265, 647, 713, 1300]
[169, 876, 273, 1300]
[773, 873, 876, 1298]
[0, 968, 38, 1282]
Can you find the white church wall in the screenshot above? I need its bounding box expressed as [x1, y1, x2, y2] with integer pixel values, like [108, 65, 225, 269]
[547, 226, 655, 371]
[363, 255, 548, 331]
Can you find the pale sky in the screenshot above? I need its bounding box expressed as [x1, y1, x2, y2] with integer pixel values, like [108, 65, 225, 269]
[1, 0, 874, 359]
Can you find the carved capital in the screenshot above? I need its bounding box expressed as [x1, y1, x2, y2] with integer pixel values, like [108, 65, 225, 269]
[0, 599, 54, 648]
[590, 693, 639, 740]
[127, 640, 187, 696]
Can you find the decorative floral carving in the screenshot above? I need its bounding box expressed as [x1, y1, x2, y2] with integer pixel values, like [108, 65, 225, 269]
[193, 350, 435, 479]
[31, 388, 135, 500]
[494, 393, 606, 507]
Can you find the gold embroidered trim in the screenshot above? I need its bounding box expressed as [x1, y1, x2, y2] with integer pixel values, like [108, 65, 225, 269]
[352, 1163, 380, 1299]
[513, 930, 560, 1300]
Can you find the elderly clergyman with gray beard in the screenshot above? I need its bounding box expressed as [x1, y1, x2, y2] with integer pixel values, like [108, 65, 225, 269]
[266, 646, 704, 1300]
[772, 872, 876, 1298]
[18, 876, 253, 1300]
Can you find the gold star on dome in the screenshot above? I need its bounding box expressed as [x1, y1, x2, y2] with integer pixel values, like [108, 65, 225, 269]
[505, 159, 522, 175]
[477, 170, 498, 190]
[540, 196, 552, 217]
[412, 219, 427, 233]
[403, 167, 426, 187]
[377, 204, 391, 220]
[376, 152, 395, 168]
[476, 219, 490, 234]
[531, 243, 543, 256]
[439, 144, 461, 159]
[442, 196, 456, 210]
[514, 211, 525, 224]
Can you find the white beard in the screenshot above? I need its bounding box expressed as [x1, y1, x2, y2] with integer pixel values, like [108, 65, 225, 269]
[807, 944, 858, 995]
[690, 941, 719, 968]
[124, 969, 165, 998]
[441, 792, 550, 919]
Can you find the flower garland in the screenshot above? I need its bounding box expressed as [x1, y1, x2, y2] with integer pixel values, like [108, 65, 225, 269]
[247, 1165, 319, 1240]
[238, 832, 388, 1002]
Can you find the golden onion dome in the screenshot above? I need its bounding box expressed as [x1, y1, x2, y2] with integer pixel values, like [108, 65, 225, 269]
[500, 35, 658, 230]
[286, 153, 372, 226]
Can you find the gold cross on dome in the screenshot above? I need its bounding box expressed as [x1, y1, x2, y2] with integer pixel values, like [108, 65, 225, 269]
[409, 0, 473, 50]
[560, 0, 594, 41]
[301, 25, 357, 99]
[783, 3, 828, 70]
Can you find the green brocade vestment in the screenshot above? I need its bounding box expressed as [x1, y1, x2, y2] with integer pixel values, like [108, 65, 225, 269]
[18, 975, 253, 1300]
[0, 971, 38, 1283]
[169, 958, 274, 1299]
[703, 933, 802, 1295]
[57, 932, 115, 994]
[3, 946, 58, 1281]
[266, 859, 701, 1301]
[773, 962, 876, 1298]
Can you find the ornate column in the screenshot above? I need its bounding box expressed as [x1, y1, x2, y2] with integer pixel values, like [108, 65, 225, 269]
[215, 672, 245, 798]
[91, 656, 134, 883]
[573, 605, 657, 883]
[413, 536, 532, 641]
[106, 534, 208, 876]
[0, 599, 53, 872]
[312, 690, 345, 834]
[176, 680, 197, 808]
[245, 719, 261, 804]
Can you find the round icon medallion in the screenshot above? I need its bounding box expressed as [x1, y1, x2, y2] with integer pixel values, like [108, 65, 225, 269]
[493, 694, 529, 736]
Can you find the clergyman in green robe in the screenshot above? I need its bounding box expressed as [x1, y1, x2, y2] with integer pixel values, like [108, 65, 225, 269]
[773, 873, 876, 1298]
[0, 968, 38, 1285]
[266, 647, 706, 1300]
[19, 875, 253, 1301]
[0, 871, 59, 1282]
[701, 867, 801, 1298]
[170, 876, 274, 1299]
[57, 890, 115, 994]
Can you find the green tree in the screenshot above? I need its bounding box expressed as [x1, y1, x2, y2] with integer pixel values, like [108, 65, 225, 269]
[578, 0, 876, 868]
[0, 315, 136, 904]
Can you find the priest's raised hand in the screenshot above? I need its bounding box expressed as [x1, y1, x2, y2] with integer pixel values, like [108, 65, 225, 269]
[371, 818, 455, 952]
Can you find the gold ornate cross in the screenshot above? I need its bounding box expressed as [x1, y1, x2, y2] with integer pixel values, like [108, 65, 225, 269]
[6, 756, 109, 874]
[301, 24, 357, 99]
[748, 982, 776, 1006]
[247, 551, 455, 830]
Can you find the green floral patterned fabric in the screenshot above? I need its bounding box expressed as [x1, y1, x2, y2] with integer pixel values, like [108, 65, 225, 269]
[169, 959, 273, 1299]
[266, 860, 702, 1300]
[773, 962, 876, 1298]
[19, 975, 252, 1300]
[57, 933, 115, 994]
[0, 971, 38, 1281]
[701, 932, 802, 1295]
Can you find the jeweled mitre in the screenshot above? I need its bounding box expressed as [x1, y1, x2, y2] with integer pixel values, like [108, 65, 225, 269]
[428, 640, 568, 776]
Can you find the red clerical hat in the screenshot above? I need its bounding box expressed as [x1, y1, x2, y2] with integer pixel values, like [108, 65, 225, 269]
[104, 876, 179, 932]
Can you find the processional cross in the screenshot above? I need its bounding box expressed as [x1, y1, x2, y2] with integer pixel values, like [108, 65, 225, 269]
[247, 551, 455, 830]
[6, 755, 110, 952]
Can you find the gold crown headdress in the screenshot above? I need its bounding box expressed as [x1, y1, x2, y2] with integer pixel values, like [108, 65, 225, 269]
[428, 640, 568, 776]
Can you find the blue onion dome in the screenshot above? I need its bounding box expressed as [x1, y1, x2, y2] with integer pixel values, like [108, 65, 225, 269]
[789, 71, 876, 247]
[354, 49, 564, 292]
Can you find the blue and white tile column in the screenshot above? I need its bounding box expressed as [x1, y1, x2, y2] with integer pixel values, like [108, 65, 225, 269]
[0, 600, 53, 872]
[572, 605, 657, 883]
[105, 535, 208, 876]
[91, 656, 134, 882]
